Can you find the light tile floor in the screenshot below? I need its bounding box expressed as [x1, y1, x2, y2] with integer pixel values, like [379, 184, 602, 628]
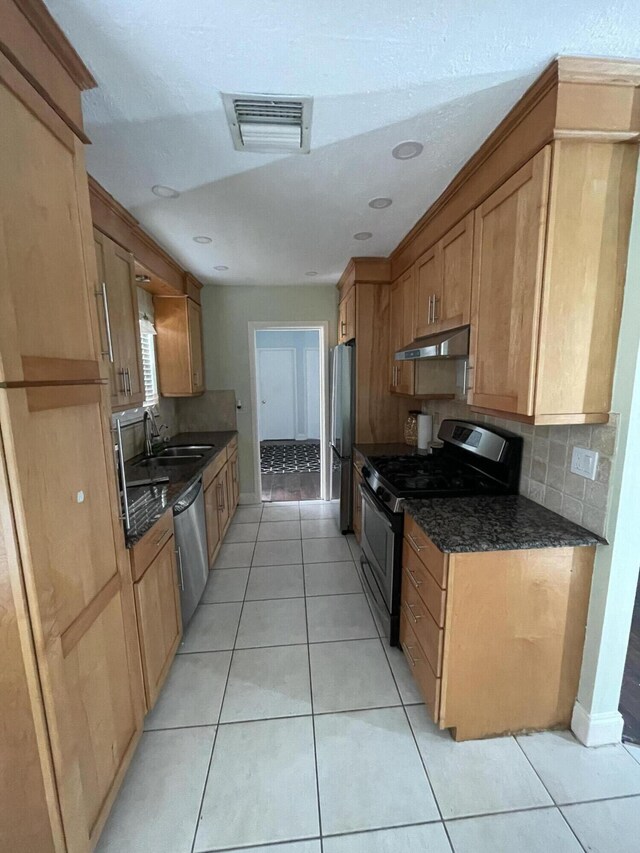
[97, 500, 640, 853]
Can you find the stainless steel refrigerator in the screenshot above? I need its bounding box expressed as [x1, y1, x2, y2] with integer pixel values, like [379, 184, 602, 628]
[330, 343, 355, 532]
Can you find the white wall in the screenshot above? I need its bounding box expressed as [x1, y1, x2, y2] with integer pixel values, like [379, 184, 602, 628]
[255, 329, 321, 441]
[571, 160, 640, 746]
[202, 284, 338, 499]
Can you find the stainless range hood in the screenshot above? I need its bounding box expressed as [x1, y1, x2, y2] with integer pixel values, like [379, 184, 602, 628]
[395, 326, 469, 361]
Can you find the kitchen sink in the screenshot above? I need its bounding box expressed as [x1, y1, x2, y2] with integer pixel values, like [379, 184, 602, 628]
[159, 445, 214, 456]
[132, 455, 202, 468]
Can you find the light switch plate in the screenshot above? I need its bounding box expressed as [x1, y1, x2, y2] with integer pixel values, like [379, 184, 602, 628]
[571, 446, 599, 480]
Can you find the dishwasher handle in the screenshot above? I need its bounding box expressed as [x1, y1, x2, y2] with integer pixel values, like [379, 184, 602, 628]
[173, 477, 203, 516]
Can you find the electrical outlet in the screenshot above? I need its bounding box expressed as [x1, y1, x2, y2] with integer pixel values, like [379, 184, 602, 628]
[571, 446, 599, 481]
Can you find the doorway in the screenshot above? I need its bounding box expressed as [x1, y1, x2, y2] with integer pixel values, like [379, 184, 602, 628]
[249, 323, 329, 503]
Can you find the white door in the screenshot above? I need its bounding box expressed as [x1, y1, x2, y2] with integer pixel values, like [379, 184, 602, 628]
[305, 348, 320, 439]
[258, 348, 296, 440]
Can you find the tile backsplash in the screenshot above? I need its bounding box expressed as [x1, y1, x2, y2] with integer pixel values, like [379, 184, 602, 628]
[424, 399, 618, 539]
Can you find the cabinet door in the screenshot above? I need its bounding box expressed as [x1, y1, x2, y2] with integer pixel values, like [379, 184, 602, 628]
[414, 245, 440, 339]
[107, 241, 144, 409]
[0, 386, 143, 853]
[187, 299, 205, 393]
[215, 467, 231, 536]
[204, 480, 221, 566]
[345, 289, 356, 341]
[134, 537, 182, 709]
[401, 267, 415, 347]
[0, 82, 101, 385]
[468, 148, 551, 416]
[229, 452, 240, 514]
[434, 212, 473, 334]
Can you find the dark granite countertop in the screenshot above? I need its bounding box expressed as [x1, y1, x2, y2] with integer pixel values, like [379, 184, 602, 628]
[124, 430, 237, 547]
[404, 495, 605, 553]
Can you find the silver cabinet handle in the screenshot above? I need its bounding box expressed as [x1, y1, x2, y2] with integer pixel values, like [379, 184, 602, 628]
[427, 295, 433, 325]
[407, 567, 423, 589]
[119, 368, 127, 395]
[407, 532, 426, 553]
[114, 417, 130, 531]
[175, 546, 185, 591]
[125, 367, 132, 396]
[403, 601, 423, 623]
[433, 295, 440, 322]
[462, 363, 474, 395]
[401, 641, 421, 668]
[97, 282, 115, 363]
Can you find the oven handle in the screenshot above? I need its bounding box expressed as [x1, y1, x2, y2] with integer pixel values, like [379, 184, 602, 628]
[359, 481, 393, 530]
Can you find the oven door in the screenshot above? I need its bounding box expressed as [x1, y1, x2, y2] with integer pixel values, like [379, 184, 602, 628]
[360, 482, 397, 613]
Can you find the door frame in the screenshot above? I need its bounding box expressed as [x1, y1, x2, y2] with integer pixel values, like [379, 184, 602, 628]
[256, 346, 298, 441]
[248, 321, 329, 502]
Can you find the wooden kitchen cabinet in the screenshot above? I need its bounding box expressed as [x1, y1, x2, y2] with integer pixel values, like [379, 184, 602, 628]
[204, 477, 222, 566]
[154, 296, 205, 396]
[401, 514, 595, 741]
[93, 228, 144, 410]
[0, 16, 146, 849]
[389, 272, 415, 396]
[338, 287, 356, 343]
[414, 213, 473, 339]
[217, 464, 232, 535]
[229, 448, 240, 512]
[131, 514, 181, 710]
[468, 141, 636, 424]
[352, 464, 363, 542]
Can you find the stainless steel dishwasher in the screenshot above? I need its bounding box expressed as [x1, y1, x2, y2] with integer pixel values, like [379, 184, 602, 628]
[173, 477, 208, 627]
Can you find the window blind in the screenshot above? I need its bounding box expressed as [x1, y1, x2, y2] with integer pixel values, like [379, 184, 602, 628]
[140, 332, 159, 407]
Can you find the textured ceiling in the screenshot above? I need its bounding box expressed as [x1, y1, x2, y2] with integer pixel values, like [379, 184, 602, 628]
[46, 0, 640, 286]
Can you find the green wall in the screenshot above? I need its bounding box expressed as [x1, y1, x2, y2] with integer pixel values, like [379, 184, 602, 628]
[201, 284, 338, 496]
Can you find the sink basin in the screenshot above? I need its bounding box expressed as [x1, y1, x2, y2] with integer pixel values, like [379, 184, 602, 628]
[132, 455, 202, 468]
[159, 445, 214, 456]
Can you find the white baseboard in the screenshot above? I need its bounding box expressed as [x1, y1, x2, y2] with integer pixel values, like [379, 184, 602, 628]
[571, 701, 624, 746]
[239, 492, 261, 506]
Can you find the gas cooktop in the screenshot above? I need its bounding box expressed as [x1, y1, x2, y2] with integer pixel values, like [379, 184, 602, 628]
[360, 420, 523, 513]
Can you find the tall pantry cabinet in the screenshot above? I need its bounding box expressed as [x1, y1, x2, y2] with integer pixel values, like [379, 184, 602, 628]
[0, 3, 144, 851]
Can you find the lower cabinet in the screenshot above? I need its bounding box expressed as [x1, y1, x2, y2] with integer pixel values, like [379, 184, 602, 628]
[129, 512, 182, 711]
[352, 465, 363, 542]
[203, 438, 239, 567]
[204, 475, 222, 567]
[401, 512, 595, 741]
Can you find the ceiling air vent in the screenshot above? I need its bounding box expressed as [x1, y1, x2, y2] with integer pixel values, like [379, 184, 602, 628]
[221, 92, 313, 154]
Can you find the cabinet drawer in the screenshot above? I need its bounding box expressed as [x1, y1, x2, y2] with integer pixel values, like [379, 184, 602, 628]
[402, 569, 444, 675]
[130, 510, 174, 582]
[404, 514, 448, 588]
[402, 539, 446, 626]
[400, 610, 440, 722]
[203, 451, 226, 489]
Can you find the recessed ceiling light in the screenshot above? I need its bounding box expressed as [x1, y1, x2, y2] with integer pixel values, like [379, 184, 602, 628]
[353, 232, 372, 241]
[214, 265, 229, 271]
[369, 197, 392, 209]
[151, 184, 180, 198]
[392, 141, 423, 160]
[305, 271, 318, 277]
[193, 235, 212, 244]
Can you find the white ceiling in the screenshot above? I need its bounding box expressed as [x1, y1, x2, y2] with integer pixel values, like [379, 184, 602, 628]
[47, 0, 640, 286]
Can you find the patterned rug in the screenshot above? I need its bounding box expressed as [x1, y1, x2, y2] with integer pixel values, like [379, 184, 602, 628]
[260, 442, 321, 473]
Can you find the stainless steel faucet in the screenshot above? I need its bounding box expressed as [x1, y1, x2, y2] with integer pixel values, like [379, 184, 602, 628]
[143, 409, 160, 457]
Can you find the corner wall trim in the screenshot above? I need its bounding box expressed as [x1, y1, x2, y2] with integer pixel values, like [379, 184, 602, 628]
[571, 700, 624, 746]
[239, 492, 261, 506]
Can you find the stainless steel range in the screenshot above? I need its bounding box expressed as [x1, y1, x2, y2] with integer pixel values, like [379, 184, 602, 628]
[359, 419, 522, 645]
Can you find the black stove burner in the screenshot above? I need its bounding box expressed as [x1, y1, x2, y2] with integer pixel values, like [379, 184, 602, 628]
[367, 452, 498, 498]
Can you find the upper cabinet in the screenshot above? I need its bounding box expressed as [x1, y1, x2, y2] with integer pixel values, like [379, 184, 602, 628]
[154, 296, 205, 396]
[468, 150, 550, 417]
[338, 286, 356, 343]
[94, 229, 144, 410]
[387, 58, 640, 425]
[390, 271, 415, 396]
[414, 212, 474, 339]
[468, 140, 636, 424]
